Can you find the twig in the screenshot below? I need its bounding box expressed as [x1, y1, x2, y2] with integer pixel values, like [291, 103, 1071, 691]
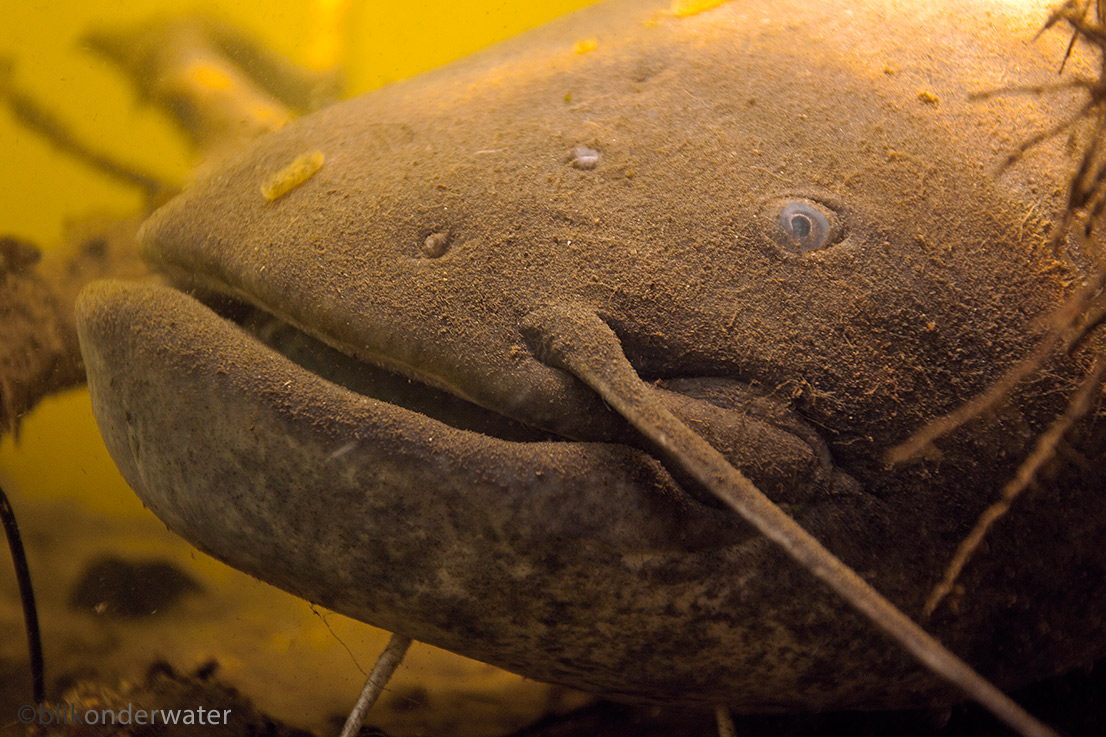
[337, 633, 412, 737]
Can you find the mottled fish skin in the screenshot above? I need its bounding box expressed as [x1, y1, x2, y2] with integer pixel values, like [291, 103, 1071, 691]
[78, 0, 1106, 712]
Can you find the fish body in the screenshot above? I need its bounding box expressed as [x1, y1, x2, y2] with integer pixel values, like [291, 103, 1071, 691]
[77, 0, 1106, 712]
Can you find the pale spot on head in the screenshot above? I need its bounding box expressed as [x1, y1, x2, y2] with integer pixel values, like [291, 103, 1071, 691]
[261, 151, 326, 201]
[573, 38, 598, 54]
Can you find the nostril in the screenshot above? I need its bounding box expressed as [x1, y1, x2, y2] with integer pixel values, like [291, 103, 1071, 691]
[421, 231, 450, 258]
[570, 146, 601, 170]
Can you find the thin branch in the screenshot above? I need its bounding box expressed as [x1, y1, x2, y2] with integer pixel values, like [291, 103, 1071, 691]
[338, 633, 412, 737]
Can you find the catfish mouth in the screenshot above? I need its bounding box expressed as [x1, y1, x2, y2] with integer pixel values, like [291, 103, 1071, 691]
[180, 282, 563, 444]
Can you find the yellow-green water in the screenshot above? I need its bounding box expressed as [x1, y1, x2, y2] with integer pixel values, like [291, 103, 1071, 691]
[0, 0, 600, 246]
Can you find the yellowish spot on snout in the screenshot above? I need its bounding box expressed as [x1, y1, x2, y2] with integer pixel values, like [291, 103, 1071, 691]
[261, 151, 325, 201]
[573, 38, 598, 54]
[917, 90, 940, 105]
[671, 0, 730, 17]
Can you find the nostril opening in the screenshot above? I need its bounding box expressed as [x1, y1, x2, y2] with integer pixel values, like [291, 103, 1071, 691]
[570, 146, 601, 170]
[421, 232, 450, 258]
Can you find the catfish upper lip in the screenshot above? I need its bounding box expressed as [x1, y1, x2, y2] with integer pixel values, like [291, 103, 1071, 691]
[137, 203, 548, 443]
[181, 283, 563, 443]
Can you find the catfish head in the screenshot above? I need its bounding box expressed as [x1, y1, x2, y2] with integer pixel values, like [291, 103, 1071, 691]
[76, 0, 1106, 720]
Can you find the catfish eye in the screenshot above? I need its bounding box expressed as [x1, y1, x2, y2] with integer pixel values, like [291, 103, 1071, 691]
[775, 200, 839, 254]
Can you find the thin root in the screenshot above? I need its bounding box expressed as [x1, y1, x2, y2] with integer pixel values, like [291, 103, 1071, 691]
[993, 98, 1095, 175]
[924, 355, 1106, 617]
[0, 481, 45, 704]
[887, 265, 1106, 465]
[968, 78, 1096, 100]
